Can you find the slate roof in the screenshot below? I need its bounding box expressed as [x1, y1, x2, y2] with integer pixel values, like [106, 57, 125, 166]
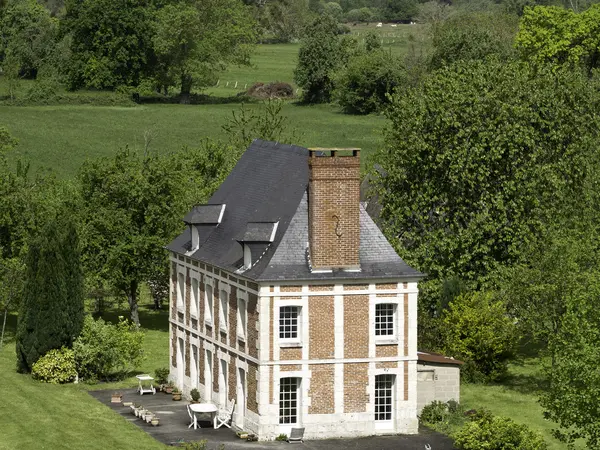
[166, 139, 423, 283]
[183, 204, 225, 225]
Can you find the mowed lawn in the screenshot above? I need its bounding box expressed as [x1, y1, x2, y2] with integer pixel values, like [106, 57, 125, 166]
[0, 305, 170, 450]
[461, 359, 585, 450]
[1, 102, 387, 177]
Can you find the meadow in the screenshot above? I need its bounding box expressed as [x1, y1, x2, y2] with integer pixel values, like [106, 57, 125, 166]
[0, 24, 427, 177]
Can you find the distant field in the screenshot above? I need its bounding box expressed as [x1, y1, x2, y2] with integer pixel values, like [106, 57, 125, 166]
[1, 102, 386, 177]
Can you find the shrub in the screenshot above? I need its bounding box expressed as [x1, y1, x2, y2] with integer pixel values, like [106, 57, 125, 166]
[247, 82, 294, 99]
[275, 433, 288, 441]
[453, 413, 547, 450]
[25, 78, 60, 103]
[73, 315, 144, 381]
[179, 441, 207, 450]
[190, 388, 200, 402]
[31, 347, 77, 384]
[334, 50, 405, 114]
[419, 400, 448, 425]
[154, 367, 169, 385]
[442, 291, 518, 382]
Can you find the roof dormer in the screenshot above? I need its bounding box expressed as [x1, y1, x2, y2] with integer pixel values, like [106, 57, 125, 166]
[236, 221, 279, 271]
[183, 204, 226, 252]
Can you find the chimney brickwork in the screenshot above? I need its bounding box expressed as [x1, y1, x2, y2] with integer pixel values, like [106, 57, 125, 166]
[308, 149, 361, 270]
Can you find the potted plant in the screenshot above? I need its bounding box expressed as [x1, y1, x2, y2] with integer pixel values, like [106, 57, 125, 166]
[164, 381, 174, 395]
[190, 388, 200, 404]
[111, 392, 123, 403]
[145, 412, 154, 423]
[172, 387, 182, 401]
[237, 431, 248, 439]
[151, 416, 160, 426]
[154, 367, 169, 392]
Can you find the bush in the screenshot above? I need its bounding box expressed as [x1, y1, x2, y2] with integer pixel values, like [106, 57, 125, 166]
[190, 388, 200, 402]
[25, 78, 60, 103]
[154, 367, 169, 385]
[419, 400, 448, 424]
[31, 347, 78, 384]
[442, 292, 518, 382]
[334, 50, 405, 114]
[73, 315, 144, 381]
[453, 413, 547, 450]
[247, 82, 294, 99]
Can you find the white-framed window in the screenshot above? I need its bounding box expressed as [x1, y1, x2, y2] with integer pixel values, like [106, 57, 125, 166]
[219, 359, 228, 407]
[279, 306, 301, 343]
[191, 277, 199, 318]
[279, 377, 300, 424]
[177, 271, 185, 312]
[205, 349, 213, 401]
[375, 374, 394, 421]
[375, 303, 396, 338]
[219, 289, 228, 333]
[205, 282, 214, 325]
[237, 296, 247, 342]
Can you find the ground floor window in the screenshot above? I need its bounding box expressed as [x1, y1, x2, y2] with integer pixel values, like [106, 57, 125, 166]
[375, 374, 394, 421]
[279, 377, 300, 424]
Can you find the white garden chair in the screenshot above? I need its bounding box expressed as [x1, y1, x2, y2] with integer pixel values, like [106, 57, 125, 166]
[187, 404, 197, 429]
[215, 399, 235, 429]
[287, 427, 305, 443]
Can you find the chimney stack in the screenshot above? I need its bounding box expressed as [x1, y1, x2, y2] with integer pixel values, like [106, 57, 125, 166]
[308, 148, 361, 271]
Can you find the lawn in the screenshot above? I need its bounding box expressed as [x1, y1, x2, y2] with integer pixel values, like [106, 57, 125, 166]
[0, 302, 170, 450]
[1, 102, 387, 177]
[461, 359, 585, 450]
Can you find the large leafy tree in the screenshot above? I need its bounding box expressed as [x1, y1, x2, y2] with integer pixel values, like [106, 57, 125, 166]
[16, 212, 84, 373]
[429, 12, 518, 70]
[540, 268, 600, 447]
[152, 0, 257, 103]
[78, 150, 187, 325]
[372, 60, 600, 283]
[294, 14, 352, 103]
[516, 4, 600, 74]
[0, 0, 57, 78]
[61, 0, 155, 89]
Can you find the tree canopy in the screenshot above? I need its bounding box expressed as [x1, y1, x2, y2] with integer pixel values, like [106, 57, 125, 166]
[372, 59, 600, 283]
[516, 4, 600, 74]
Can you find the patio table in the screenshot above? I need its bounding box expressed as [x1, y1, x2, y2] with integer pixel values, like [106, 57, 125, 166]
[135, 374, 156, 395]
[190, 403, 218, 429]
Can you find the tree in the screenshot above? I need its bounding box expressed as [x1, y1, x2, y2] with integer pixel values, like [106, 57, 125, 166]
[539, 270, 600, 447]
[16, 212, 84, 373]
[0, 0, 57, 78]
[0, 255, 24, 350]
[516, 5, 600, 74]
[78, 150, 187, 325]
[386, 0, 418, 21]
[294, 14, 352, 103]
[443, 291, 518, 381]
[372, 60, 600, 283]
[152, 0, 257, 103]
[498, 226, 600, 354]
[324, 1, 343, 20]
[334, 48, 405, 114]
[429, 12, 518, 70]
[61, 0, 155, 89]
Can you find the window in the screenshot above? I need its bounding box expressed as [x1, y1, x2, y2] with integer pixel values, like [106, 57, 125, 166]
[177, 272, 185, 311]
[219, 289, 228, 332]
[237, 297, 247, 341]
[191, 278, 199, 318]
[279, 306, 300, 341]
[205, 284, 213, 324]
[205, 350, 213, 401]
[375, 303, 395, 337]
[279, 377, 300, 424]
[375, 374, 394, 421]
[219, 359, 228, 407]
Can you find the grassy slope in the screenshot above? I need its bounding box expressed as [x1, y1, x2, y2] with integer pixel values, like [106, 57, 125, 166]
[1, 103, 386, 177]
[0, 305, 169, 450]
[461, 359, 585, 450]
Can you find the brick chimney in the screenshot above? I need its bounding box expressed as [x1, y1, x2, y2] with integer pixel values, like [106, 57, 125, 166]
[308, 148, 361, 271]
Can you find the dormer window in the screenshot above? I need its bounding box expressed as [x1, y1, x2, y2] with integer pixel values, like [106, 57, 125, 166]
[236, 221, 278, 271]
[183, 204, 226, 253]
